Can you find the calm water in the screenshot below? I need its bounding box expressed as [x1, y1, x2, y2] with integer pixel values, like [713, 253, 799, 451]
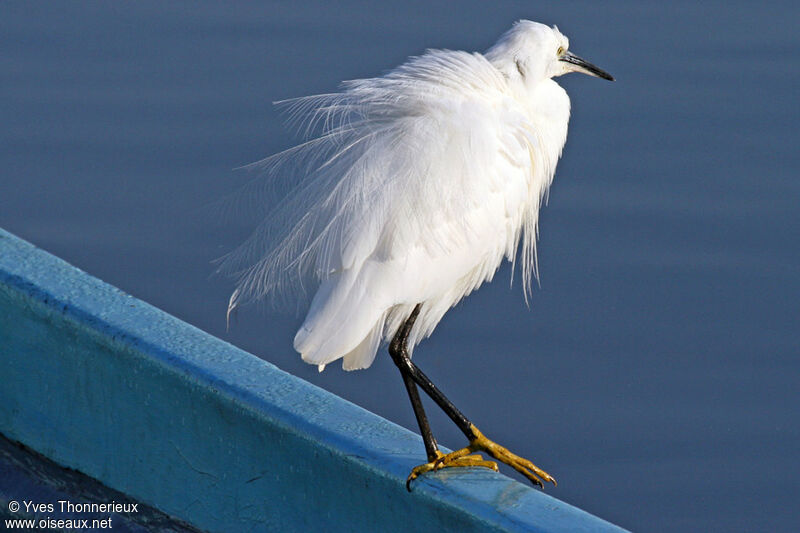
[2, 2, 798, 531]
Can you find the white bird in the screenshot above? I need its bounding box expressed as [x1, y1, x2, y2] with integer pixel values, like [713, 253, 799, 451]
[221, 20, 613, 489]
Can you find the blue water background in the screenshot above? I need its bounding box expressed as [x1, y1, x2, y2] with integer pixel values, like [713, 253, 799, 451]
[2, 2, 798, 531]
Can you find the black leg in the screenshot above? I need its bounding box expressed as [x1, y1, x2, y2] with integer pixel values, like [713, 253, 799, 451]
[392, 304, 556, 490]
[389, 305, 439, 461]
[401, 370, 439, 459]
[388, 304, 478, 443]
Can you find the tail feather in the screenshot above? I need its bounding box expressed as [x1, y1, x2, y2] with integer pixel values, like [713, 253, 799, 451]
[341, 317, 385, 371]
[294, 267, 388, 370]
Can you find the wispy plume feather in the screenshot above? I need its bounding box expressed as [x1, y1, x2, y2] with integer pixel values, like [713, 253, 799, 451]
[217, 46, 565, 335]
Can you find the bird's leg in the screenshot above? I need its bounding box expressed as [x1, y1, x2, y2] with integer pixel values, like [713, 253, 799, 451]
[390, 305, 439, 461]
[394, 305, 556, 489]
[389, 305, 496, 490]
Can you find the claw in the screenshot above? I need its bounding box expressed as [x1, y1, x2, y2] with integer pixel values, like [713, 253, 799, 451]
[467, 424, 556, 487]
[406, 450, 499, 491]
[406, 424, 555, 490]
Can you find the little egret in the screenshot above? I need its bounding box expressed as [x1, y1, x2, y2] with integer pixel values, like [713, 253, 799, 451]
[221, 20, 613, 489]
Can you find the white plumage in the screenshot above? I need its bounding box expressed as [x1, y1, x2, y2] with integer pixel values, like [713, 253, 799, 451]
[221, 21, 611, 372]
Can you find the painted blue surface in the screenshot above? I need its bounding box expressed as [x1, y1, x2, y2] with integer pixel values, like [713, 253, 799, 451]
[0, 228, 627, 532]
[0, 433, 199, 532]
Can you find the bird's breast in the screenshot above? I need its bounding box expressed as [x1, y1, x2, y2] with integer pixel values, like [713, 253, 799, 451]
[528, 80, 571, 158]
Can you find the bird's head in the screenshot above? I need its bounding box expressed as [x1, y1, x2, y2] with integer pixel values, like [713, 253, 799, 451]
[486, 20, 614, 84]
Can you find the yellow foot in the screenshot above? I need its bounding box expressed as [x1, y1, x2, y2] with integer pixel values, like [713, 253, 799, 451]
[406, 425, 556, 490]
[406, 450, 498, 490]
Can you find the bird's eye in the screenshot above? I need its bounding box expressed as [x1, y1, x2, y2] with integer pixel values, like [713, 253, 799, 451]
[557, 46, 565, 56]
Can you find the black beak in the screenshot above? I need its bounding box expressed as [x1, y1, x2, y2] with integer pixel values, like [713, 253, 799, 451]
[560, 51, 614, 81]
